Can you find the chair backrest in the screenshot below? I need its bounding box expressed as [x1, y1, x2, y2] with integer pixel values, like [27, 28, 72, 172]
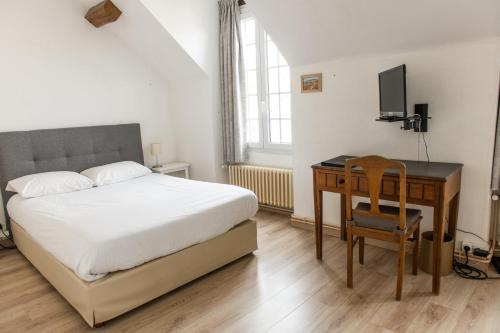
[345, 155, 407, 230]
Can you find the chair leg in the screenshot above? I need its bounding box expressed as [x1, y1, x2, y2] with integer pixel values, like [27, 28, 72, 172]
[413, 223, 420, 275]
[396, 235, 406, 301]
[347, 226, 353, 288]
[359, 236, 364, 264]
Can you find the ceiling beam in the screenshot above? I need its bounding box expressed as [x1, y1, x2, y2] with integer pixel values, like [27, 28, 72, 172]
[85, 0, 122, 28]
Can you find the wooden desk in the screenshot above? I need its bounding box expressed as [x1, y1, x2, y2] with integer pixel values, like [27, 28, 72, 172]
[312, 155, 463, 295]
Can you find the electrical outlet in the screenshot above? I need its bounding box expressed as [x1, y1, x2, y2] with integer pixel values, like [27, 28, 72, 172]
[461, 241, 474, 253]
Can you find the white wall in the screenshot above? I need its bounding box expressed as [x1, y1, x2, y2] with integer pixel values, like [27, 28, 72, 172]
[167, 77, 220, 181]
[0, 0, 176, 224]
[292, 38, 500, 249]
[141, 0, 225, 183]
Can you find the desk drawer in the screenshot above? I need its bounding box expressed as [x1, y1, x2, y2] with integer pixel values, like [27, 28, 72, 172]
[317, 172, 388, 194]
[315, 172, 358, 191]
[407, 182, 436, 202]
[316, 171, 437, 203]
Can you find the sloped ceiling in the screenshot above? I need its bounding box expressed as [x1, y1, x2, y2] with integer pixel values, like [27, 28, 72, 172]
[140, 0, 219, 77]
[79, 0, 204, 80]
[246, 0, 500, 66]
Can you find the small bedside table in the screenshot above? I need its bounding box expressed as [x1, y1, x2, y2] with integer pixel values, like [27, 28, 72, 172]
[152, 162, 190, 179]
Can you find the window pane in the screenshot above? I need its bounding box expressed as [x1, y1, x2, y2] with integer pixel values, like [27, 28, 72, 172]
[248, 95, 259, 119]
[245, 44, 256, 70]
[267, 41, 279, 67]
[247, 119, 260, 142]
[269, 94, 280, 119]
[247, 70, 257, 95]
[280, 94, 291, 118]
[244, 20, 255, 44]
[278, 52, 288, 66]
[281, 120, 292, 143]
[268, 68, 279, 94]
[270, 120, 280, 143]
[279, 67, 290, 93]
[240, 16, 291, 147]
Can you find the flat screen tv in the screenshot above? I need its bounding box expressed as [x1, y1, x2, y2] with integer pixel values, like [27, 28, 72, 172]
[379, 64, 406, 118]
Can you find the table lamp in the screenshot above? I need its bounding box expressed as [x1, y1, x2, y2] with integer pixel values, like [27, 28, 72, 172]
[150, 143, 161, 168]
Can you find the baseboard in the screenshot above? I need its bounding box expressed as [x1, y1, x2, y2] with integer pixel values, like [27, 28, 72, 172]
[259, 204, 293, 216]
[291, 215, 340, 237]
[290, 215, 414, 252]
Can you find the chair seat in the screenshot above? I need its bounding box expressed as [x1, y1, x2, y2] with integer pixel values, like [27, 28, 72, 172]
[349, 202, 421, 234]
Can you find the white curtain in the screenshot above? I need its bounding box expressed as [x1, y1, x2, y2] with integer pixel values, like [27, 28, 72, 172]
[219, 0, 247, 164]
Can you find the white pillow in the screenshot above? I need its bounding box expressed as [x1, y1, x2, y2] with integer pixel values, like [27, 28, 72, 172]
[6, 171, 93, 198]
[81, 161, 151, 186]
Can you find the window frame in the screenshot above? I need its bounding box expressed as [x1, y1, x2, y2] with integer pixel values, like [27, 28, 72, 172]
[240, 8, 292, 152]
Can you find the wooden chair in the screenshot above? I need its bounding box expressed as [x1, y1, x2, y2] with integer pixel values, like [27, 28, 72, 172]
[344, 155, 422, 300]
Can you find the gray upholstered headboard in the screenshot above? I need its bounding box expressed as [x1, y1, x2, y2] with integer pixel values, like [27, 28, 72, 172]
[0, 123, 144, 235]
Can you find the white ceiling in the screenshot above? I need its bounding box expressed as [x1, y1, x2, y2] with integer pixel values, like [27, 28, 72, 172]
[246, 0, 500, 66]
[78, 0, 204, 80]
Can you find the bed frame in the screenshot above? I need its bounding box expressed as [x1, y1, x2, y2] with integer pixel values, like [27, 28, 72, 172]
[0, 124, 257, 327]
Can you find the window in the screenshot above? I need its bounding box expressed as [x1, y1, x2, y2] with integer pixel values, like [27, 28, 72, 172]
[241, 14, 291, 150]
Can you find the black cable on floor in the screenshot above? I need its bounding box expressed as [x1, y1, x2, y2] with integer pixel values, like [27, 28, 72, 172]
[0, 243, 16, 250]
[453, 247, 500, 280]
[0, 226, 16, 250]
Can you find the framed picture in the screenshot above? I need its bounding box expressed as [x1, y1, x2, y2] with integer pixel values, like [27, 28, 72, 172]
[301, 73, 322, 93]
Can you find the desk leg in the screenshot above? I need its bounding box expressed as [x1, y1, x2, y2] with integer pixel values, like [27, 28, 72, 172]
[314, 188, 323, 260]
[432, 202, 446, 295]
[448, 192, 460, 241]
[341, 194, 347, 241]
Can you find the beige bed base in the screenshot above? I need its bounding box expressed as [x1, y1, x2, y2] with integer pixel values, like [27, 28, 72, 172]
[11, 219, 257, 327]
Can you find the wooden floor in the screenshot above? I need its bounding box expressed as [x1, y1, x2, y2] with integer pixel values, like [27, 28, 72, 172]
[1, 211, 499, 332]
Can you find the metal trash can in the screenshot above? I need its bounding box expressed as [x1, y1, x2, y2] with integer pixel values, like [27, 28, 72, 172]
[419, 231, 454, 276]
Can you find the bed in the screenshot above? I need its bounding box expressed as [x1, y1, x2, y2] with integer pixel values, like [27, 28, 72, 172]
[0, 124, 258, 327]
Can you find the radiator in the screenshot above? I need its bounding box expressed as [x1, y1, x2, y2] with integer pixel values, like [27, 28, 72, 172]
[229, 165, 293, 210]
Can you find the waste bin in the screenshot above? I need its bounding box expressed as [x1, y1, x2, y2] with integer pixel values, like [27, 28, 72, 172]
[419, 231, 454, 276]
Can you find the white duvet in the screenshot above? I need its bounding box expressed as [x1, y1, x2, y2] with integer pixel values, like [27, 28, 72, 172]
[7, 174, 258, 281]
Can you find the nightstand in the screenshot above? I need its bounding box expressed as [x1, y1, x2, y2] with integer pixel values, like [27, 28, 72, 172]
[152, 162, 190, 179]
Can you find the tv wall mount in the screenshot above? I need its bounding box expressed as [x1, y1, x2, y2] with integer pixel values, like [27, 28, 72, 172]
[376, 104, 431, 133]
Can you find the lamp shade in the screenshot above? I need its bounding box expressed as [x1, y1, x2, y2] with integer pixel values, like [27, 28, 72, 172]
[150, 143, 161, 156]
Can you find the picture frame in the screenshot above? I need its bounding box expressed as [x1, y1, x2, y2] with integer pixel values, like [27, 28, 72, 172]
[301, 73, 322, 93]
